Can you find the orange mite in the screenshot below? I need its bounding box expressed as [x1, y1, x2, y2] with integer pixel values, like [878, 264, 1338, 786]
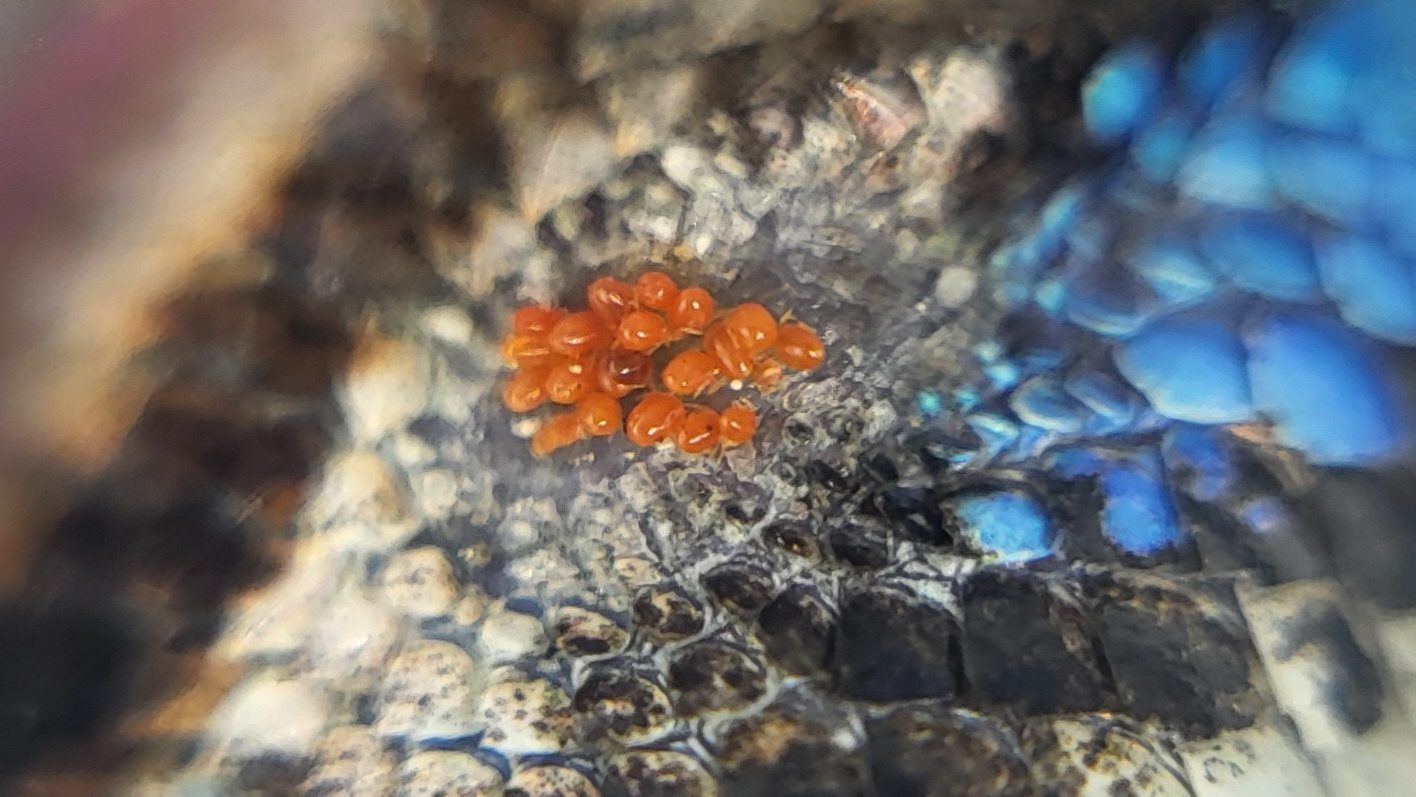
[662, 350, 720, 396]
[501, 334, 552, 368]
[626, 392, 686, 446]
[753, 356, 784, 391]
[576, 392, 623, 437]
[513, 305, 564, 338]
[719, 402, 758, 446]
[776, 323, 826, 371]
[635, 271, 679, 312]
[677, 409, 721, 454]
[669, 287, 714, 336]
[724, 303, 778, 354]
[616, 310, 669, 352]
[704, 323, 754, 380]
[596, 349, 652, 398]
[588, 277, 635, 322]
[531, 411, 586, 457]
[548, 311, 607, 358]
[544, 357, 593, 404]
[502, 367, 549, 413]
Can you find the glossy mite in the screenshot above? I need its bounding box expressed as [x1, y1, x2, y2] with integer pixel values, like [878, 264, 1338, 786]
[719, 403, 758, 446]
[544, 357, 593, 404]
[677, 409, 721, 454]
[513, 305, 564, 338]
[548, 311, 607, 358]
[725, 303, 778, 354]
[502, 367, 549, 413]
[626, 392, 686, 446]
[617, 310, 670, 352]
[669, 287, 714, 336]
[776, 323, 826, 371]
[588, 277, 635, 322]
[635, 271, 679, 311]
[596, 349, 652, 398]
[705, 323, 754, 380]
[593, 349, 648, 398]
[753, 357, 784, 391]
[576, 392, 623, 437]
[531, 411, 586, 457]
[501, 334, 552, 368]
[662, 350, 719, 396]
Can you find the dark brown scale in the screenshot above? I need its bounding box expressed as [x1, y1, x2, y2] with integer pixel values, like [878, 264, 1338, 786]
[573, 665, 672, 743]
[702, 561, 775, 619]
[632, 583, 705, 642]
[668, 640, 768, 717]
[762, 520, 820, 560]
[606, 751, 715, 797]
[827, 522, 891, 568]
[834, 587, 960, 702]
[757, 584, 836, 677]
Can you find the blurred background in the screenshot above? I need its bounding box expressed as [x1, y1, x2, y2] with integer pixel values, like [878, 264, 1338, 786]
[3, 0, 1416, 795]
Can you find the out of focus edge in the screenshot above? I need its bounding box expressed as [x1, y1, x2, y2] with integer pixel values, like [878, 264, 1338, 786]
[0, 0, 382, 591]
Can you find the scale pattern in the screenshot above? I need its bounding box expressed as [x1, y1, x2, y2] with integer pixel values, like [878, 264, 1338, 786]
[18, 1, 1416, 795]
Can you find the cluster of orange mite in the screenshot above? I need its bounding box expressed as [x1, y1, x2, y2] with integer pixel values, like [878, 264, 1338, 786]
[500, 271, 826, 457]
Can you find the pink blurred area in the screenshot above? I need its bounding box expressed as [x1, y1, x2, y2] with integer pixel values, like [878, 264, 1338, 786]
[2, 2, 172, 244]
[0, 0, 380, 586]
[0, 0, 295, 261]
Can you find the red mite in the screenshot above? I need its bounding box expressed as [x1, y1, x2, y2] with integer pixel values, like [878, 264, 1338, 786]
[576, 392, 623, 437]
[548, 311, 607, 358]
[502, 367, 549, 413]
[724, 303, 778, 355]
[513, 305, 564, 338]
[617, 310, 669, 352]
[704, 322, 754, 380]
[543, 357, 593, 405]
[531, 411, 586, 457]
[776, 323, 826, 371]
[677, 409, 720, 454]
[753, 357, 784, 391]
[596, 349, 652, 398]
[587, 277, 635, 323]
[662, 350, 719, 396]
[500, 273, 825, 455]
[502, 334, 552, 368]
[627, 392, 686, 446]
[719, 402, 758, 446]
[635, 271, 679, 312]
[669, 287, 714, 337]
